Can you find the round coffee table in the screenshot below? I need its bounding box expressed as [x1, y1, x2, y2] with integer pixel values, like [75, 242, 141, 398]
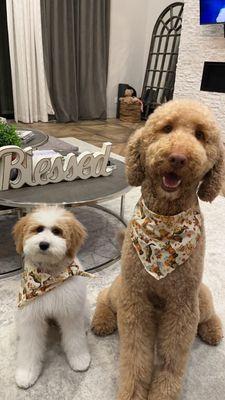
[0, 158, 130, 276]
[0, 159, 128, 209]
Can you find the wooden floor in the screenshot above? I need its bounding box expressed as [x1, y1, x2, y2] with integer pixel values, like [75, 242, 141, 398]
[16, 118, 225, 196]
[17, 119, 144, 157]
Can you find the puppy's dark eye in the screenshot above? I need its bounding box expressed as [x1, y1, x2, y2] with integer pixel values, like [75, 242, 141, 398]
[36, 226, 44, 233]
[52, 227, 62, 236]
[163, 125, 173, 134]
[195, 130, 205, 141]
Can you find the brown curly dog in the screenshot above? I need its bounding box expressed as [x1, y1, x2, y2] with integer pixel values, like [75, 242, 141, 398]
[91, 99, 224, 400]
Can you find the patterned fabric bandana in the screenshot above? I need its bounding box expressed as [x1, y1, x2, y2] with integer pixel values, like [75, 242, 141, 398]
[18, 260, 93, 308]
[130, 198, 202, 280]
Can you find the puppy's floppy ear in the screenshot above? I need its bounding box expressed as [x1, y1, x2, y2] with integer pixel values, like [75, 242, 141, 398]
[198, 146, 224, 202]
[66, 217, 87, 258]
[13, 215, 30, 254]
[126, 128, 145, 186]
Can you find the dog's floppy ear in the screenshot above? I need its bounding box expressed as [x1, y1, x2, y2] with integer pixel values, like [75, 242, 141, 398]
[126, 128, 145, 186]
[66, 216, 87, 258]
[13, 215, 30, 254]
[198, 146, 224, 202]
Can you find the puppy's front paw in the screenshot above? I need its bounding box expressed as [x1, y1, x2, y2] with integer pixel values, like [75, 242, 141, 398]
[67, 351, 91, 372]
[15, 365, 41, 389]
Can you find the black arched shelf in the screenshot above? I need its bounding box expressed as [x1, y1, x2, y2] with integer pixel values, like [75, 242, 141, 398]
[141, 2, 184, 119]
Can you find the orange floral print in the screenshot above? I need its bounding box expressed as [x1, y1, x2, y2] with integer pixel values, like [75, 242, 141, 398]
[18, 262, 93, 308]
[130, 198, 202, 280]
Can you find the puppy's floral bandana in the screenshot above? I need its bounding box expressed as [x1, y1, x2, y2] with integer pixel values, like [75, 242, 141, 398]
[18, 261, 93, 308]
[130, 198, 202, 280]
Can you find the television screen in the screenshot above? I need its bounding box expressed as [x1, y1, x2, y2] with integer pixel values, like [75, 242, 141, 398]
[200, 0, 225, 24]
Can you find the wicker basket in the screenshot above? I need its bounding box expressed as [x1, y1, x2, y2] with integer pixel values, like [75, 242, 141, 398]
[119, 101, 141, 123]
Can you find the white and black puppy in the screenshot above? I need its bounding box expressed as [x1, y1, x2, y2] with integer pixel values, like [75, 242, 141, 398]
[13, 205, 91, 389]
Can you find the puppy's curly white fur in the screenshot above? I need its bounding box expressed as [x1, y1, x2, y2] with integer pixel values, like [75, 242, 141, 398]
[13, 205, 90, 389]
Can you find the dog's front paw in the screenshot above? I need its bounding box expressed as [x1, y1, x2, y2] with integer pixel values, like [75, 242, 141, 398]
[117, 393, 147, 400]
[67, 351, 91, 372]
[148, 387, 177, 400]
[117, 387, 148, 400]
[15, 365, 41, 389]
[148, 395, 172, 400]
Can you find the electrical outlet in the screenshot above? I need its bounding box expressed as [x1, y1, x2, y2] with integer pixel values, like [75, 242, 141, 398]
[114, 97, 118, 104]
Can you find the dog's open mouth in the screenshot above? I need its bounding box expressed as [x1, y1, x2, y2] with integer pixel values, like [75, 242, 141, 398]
[162, 172, 182, 192]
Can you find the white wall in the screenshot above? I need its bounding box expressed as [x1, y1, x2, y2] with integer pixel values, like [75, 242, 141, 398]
[174, 0, 225, 134]
[107, 0, 174, 117]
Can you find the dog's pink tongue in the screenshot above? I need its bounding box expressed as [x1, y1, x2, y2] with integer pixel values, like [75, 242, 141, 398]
[163, 173, 181, 188]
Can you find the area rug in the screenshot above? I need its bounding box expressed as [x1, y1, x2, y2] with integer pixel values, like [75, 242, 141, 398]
[0, 138, 224, 399]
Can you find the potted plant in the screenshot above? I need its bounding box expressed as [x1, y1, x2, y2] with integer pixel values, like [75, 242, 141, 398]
[0, 121, 22, 182]
[0, 121, 21, 148]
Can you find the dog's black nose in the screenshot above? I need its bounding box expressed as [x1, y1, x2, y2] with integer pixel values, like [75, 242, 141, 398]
[169, 153, 187, 168]
[39, 241, 50, 251]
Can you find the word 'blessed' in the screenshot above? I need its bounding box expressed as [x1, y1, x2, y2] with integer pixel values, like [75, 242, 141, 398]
[0, 142, 112, 191]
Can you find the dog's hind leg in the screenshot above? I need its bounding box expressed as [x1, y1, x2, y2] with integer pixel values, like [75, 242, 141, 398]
[91, 276, 120, 336]
[198, 283, 223, 345]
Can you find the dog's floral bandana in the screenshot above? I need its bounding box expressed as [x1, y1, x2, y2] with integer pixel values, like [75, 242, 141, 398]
[130, 198, 202, 280]
[18, 261, 93, 308]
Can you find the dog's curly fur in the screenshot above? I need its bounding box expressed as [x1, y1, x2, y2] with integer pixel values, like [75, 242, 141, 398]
[91, 99, 224, 400]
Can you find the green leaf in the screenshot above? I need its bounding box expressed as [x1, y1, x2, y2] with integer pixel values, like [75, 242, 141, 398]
[0, 122, 22, 148]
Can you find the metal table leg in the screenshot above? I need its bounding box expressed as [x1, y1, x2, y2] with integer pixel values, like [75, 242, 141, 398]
[0, 207, 24, 279]
[120, 194, 125, 221]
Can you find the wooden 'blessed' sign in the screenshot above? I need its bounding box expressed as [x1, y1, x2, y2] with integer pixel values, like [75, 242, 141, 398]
[0, 142, 113, 191]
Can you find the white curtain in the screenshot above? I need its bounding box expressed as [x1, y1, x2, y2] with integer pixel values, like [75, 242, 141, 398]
[6, 0, 53, 123]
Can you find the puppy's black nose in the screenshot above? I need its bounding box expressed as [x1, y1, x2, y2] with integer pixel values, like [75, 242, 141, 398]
[169, 153, 187, 168]
[39, 241, 50, 251]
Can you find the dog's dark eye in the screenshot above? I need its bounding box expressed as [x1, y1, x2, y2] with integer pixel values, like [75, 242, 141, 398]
[195, 130, 205, 141]
[36, 226, 44, 233]
[52, 227, 62, 236]
[163, 125, 173, 134]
